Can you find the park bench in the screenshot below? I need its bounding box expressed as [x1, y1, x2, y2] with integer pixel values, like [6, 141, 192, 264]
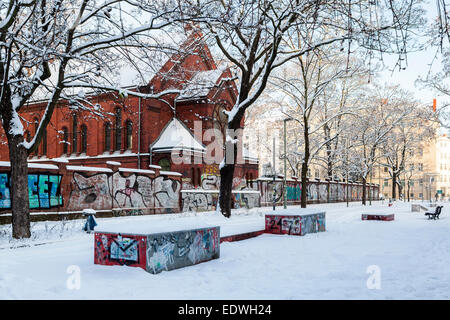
[425, 206, 443, 220]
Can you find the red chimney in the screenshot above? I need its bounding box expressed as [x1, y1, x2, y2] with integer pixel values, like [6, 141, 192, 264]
[433, 98, 437, 112]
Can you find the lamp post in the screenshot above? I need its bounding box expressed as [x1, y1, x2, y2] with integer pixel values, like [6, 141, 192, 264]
[273, 135, 276, 211]
[283, 117, 293, 209]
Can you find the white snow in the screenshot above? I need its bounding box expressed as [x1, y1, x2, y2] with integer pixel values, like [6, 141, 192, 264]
[106, 161, 121, 166]
[66, 165, 113, 173]
[159, 171, 182, 176]
[0, 161, 59, 170]
[119, 168, 155, 175]
[176, 69, 223, 101]
[1, 201, 450, 299]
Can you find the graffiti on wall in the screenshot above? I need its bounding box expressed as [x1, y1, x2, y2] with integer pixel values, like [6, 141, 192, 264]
[146, 227, 220, 274]
[265, 213, 326, 236]
[68, 171, 181, 211]
[265, 215, 301, 235]
[286, 184, 301, 202]
[182, 192, 217, 212]
[94, 233, 147, 269]
[0, 172, 62, 209]
[233, 192, 259, 209]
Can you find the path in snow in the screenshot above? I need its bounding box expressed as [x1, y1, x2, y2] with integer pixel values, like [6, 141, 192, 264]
[1, 201, 449, 299]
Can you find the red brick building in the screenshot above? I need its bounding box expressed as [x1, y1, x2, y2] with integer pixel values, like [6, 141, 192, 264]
[0, 29, 259, 190]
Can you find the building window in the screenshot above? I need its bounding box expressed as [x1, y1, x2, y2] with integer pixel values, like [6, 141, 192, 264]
[80, 124, 87, 153]
[197, 167, 201, 187]
[61, 127, 69, 154]
[72, 114, 78, 153]
[125, 120, 133, 150]
[418, 163, 423, 172]
[191, 167, 196, 187]
[315, 169, 320, 179]
[114, 108, 122, 151]
[158, 158, 171, 172]
[42, 129, 47, 156]
[384, 167, 388, 172]
[104, 123, 111, 152]
[33, 118, 39, 156]
[384, 179, 389, 187]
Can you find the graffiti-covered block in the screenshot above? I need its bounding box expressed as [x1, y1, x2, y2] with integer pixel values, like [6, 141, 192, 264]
[361, 214, 394, 221]
[94, 226, 220, 274]
[265, 210, 326, 236]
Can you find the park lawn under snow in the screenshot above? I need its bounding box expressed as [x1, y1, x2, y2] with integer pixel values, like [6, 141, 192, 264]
[1, 201, 450, 299]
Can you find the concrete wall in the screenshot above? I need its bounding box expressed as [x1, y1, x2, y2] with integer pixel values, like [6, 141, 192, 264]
[0, 161, 182, 224]
[94, 226, 220, 274]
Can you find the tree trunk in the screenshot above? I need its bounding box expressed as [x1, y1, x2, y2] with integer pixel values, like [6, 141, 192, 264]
[407, 182, 410, 202]
[392, 173, 397, 200]
[7, 134, 31, 239]
[300, 162, 308, 208]
[300, 115, 310, 208]
[362, 176, 367, 205]
[219, 126, 240, 218]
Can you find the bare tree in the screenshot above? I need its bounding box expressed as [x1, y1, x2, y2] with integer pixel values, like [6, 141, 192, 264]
[184, 0, 426, 217]
[379, 100, 436, 200]
[348, 84, 419, 204]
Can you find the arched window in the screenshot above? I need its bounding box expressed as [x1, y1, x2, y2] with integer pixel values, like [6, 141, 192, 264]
[114, 108, 122, 151]
[72, 114, 78, 153]
[42, 129, 47, 156]
[196, 168, 201, 187]
[33, 118, 39, 156]
[62, 127, 69, 155]
[158, 158, 171, 171]
[80, 124, 87, 153]
[125, 120, 133, 150]
[104, 122, 111, 152]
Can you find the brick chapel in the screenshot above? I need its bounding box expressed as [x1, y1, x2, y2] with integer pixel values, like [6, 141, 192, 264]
[0, 27, 259, 190]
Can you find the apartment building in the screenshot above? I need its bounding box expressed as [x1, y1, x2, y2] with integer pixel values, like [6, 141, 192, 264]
[373, 134, 450, 201]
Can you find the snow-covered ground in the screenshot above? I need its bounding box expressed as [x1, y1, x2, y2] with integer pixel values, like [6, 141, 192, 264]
[1, 201, 450, 299]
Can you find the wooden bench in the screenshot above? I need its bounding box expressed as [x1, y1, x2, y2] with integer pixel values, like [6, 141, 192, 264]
[425, 206, 443, 220]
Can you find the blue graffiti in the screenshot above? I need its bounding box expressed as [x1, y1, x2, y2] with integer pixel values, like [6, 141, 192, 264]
[0, 172, 62, 209]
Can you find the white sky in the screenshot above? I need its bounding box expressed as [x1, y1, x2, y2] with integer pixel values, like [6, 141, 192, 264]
[378, 0, 445, 107]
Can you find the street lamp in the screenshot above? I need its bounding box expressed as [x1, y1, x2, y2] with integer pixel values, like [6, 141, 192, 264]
[283, 117, 293, 209]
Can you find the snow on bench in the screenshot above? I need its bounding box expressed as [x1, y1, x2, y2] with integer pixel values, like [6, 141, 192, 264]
[265, 208, 326, 236]
[94, 222, 220, 274]
[361, 213, 394, 221]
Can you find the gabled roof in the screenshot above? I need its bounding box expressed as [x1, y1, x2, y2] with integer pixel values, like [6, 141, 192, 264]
[150, 117, 206, 153]
[175, 69, 223, 102]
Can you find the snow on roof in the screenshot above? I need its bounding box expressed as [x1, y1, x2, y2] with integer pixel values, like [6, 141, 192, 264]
[66, 165, 113, 173]
[119, 168, 155, 175]
[176, 69, 223, 101]
[106, 161, 122, 166]
[150, 117, 206, 153]
[0, 161, 59, 170]
[159, 170, 182, 176]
